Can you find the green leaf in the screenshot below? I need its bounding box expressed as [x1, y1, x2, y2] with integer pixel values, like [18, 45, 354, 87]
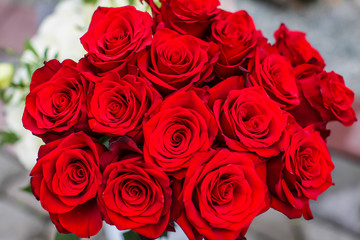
[10, 82, 26, 88]
[123, 230, 169, 240]
[123, 230, 141, 240]
[82, 0, 98, 4]
[21, 184, 32, 194]
[98, 135, 110, 149]
[54, 52, 60, 60]
[128, 0, 136, 6]
[0, 90, 11, 104]
[24, 39, 39, 58]
[75, 25, 85, 32]
[0, 131, 19, 146]
[25, 63, 33, 79]
[44, 47, 49, 61]
[160, 231, 168, 238]
[55, 232, 80, 240]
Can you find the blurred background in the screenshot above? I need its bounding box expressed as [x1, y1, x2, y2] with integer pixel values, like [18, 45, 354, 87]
[0, 0, 359, 239]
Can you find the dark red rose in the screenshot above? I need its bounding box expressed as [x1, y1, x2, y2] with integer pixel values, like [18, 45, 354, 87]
[144, 0, 220, 38]
[138, 28, 219, 95]
[30, 132, 106, 237]
[213, 86, 289, 157]
[80, 6, 152, 75]
[88, 73, 162, 140]
[247, 46, 300, 110]
[143, 91, 218, 179]
[177, 149, 269, 240]
[267, 124, 334, 219]
[210, 10, 264, 78]
[290, 65, 356, 129]
[22, 59, 89, 143]
[98, 138, 172, 239]
[274, 24, 325, 69]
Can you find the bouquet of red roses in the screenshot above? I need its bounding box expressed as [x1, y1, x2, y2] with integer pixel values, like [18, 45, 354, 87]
[22, 0, 356, 239]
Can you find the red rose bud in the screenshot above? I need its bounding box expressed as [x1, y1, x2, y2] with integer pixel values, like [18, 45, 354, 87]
[274, 24, 325, 69]
[80, 6, 152, 75]
[30, 132, 106, 238]
[22, 59, 89, 143]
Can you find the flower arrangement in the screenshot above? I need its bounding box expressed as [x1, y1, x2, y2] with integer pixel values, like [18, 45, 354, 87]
[22, 0, 356, 239]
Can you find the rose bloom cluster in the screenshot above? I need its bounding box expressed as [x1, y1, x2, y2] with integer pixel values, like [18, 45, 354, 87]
[22, 0, 356, 239]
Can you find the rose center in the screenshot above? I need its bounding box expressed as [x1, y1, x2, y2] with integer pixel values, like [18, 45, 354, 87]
[121, 179, 147, 205]
[172, 131, 184, 145]
[227, 23, 251, 41]
[53, 92, 70, 112]
[212, 179, 234, 206]
[237, 103, 268, 133]
[299, 148, 314, 167]
[295, 146, 322, 180]
[161, 45, 190, 66]
[105, 29, 129, 45]
[103, 92, 131, 121]
[162, 122, 192, 155]
[68, 161, 87, 184]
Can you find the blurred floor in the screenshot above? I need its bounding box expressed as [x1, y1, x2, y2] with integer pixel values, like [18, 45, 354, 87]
[0, 0, 359, 239]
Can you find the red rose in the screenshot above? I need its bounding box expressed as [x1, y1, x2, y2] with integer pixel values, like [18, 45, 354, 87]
[213, 86, 289, 157]
[98, 138, 172, 239]
[210, 10, 264, 78]
[22, 59, 88, 143]
[247, 46, 300, 110]
[177, 149, 269, 240]
[30, 132, 106, 237]
[143, 91, 218, 179]
[318, 71, 356, 125]
[290, 65, 356, 129]
[138, 28, 219, 95]
[274, 24, 325, 69]
[80, 6, 152, 75]
[267, 125, 334, 219]
[144, 0, 220, 38]
[88, 73, 162, 140]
